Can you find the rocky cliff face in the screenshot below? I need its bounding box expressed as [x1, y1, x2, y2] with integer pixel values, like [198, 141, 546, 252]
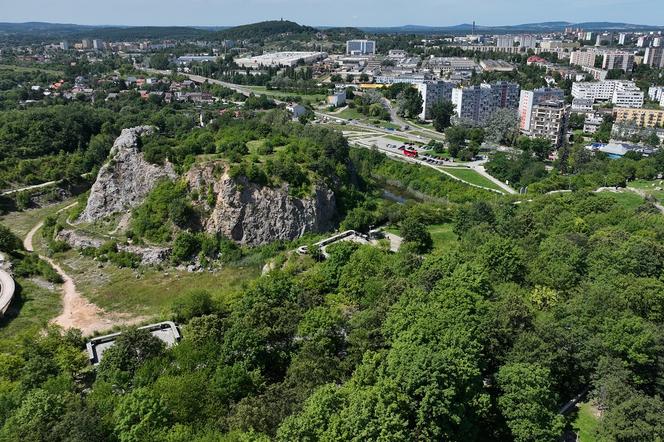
[78, 126, 177, 223]
[186, 162, 336, 246]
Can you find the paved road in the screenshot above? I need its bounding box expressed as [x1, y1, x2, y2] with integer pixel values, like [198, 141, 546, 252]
[0, 265, 15, 316]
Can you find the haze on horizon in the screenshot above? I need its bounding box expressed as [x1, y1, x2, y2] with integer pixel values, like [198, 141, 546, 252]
[2, 0, 664, 28]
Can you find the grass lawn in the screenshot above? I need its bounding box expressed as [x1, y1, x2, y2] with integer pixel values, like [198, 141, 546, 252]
[428, 223, 458, 249]
[0, 198, 77, 239]
[628, 179, 664, 202]
[244, 85, 326, 102]
[0, 64, 64, 76]
[386, 223, 457, 250]
[384, 134, 410, 143]
[53, 248, 261, 316]
[0, 278, 62, 352]
[439, 167, 505, 192]
[571, 402, 600, 442]
[380, 121, 402, 130]
[334, 107, 365, 121]
[599, 190, 645, 210]
[427, 151, 451, 159]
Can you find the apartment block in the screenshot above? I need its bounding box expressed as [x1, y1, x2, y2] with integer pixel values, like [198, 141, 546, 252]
[452, 81, 520, 125]
[644, 47, 664, 69]
[602, 51, 634, 71]
[519, 87, 566, 131]
[570, 50, 597, 68]
[572, 80, 644, 108]
[614, 107, 664, 128]
[496, 35, 514, 48]
[529, 100, 568, 147]
[416, 80, 454, 120]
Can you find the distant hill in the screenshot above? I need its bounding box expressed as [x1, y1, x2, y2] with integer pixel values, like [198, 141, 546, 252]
[215, 20, 317, 40]
[0, 22, 210, 41]
[359, 21, 663, 34]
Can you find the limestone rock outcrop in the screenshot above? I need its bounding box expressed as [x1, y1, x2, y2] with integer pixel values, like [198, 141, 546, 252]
[186, 162, 336, 246]
[78, 126, 177, 222]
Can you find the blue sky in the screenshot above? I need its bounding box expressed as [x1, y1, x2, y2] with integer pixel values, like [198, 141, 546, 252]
[3, 0, 663, 27]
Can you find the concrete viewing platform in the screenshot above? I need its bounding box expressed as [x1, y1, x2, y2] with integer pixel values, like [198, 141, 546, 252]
[86, 321, 181, 365]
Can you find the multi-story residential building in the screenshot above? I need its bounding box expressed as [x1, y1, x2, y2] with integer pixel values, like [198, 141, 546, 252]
[602, 51, 634, 71]
[519, 87, 566, 131]
[81, 39, 92, 49]
[452, 81, 520, 125]
[570, 50, 597, 68]
[583, 113, 604, 133]
[496, 35, 514, 48]
[92, 39, 104, 50]
[60, 41, 69, 50]
[581, 66, 608, 81]
[648, 86, 664, 106]
[416, 80, 454, 120]
[572, 80, 644, 108]
[571, 98, 594, 113]
[595, 33, 613, 46]
[612, 84, 645, 108]
[517, 34, 537, 49]
[528, 100, 568, 147]
[346, 40, 376, 56]
[618, 33, 628, 45]
[614, 107, 664, 128]
[644, 47, 664, 68]
[637, 36, 650, 47]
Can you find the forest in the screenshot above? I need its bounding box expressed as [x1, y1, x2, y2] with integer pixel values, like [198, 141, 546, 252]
[1, 184, 663, 441]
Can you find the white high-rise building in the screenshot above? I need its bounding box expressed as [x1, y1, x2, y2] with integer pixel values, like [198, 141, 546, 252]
[92, 39, 104, 50]
[648, 86, 664, 102]
[416, 80, 454, 120]
[60, 41, 69, 50]
[346, 40, 376, 55]
[572, 80, 644, 108]
[519, 87, 566, 131]
[618, 33, 628, 45]
[496, 35, 514, 48]
[645, 47, 664, 68]
[517, 34, 537, 49]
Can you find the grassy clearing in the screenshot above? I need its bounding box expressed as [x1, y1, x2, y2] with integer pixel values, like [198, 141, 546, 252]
[334, 107, 364, 121]
[599, 190, 645, 210]
[0, 198, 77, 239]
[571, 402, 600, 442]
[0, 278, 61, 351]
[386, 223, 457, 250]
[53, 248, 261, 316]
[0, 64, 64, 76]
[244, 85, 326, 102]
[628, 179, 664, 203]
[439, 167, 504, 192]
[428, 223, 458, 249]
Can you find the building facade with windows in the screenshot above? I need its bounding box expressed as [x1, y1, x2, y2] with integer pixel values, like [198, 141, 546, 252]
[416, 80, 454, 120]
[346, 40, 376, 55]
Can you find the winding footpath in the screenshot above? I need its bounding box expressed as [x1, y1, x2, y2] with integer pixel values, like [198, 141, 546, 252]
[24, 203, 144, 335]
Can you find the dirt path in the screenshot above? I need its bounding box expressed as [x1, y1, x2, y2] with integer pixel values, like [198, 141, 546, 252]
[24, 205, 146, 335]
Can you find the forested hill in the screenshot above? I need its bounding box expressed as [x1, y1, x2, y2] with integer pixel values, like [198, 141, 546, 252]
[215, 20, 318, 40]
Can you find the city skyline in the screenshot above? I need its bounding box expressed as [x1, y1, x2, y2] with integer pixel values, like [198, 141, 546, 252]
[2, 0, 664, 28]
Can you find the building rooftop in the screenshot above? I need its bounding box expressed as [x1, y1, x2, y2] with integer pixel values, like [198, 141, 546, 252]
[86, 321, 181, 365]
